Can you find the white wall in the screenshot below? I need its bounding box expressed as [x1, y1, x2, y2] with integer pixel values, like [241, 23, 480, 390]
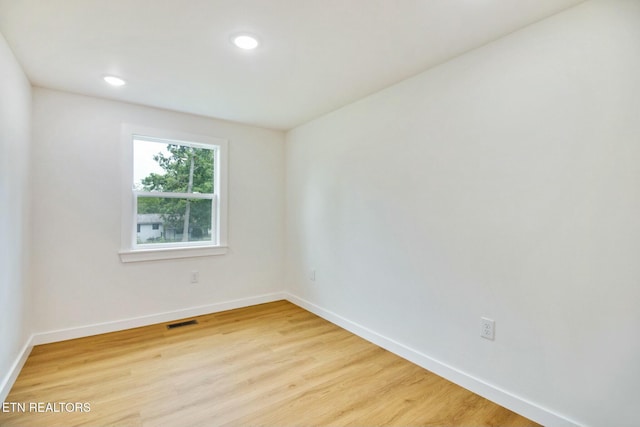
[31, 88, 285, 336]
[0, 32, 32, 398]
[285, 1, 640, 426]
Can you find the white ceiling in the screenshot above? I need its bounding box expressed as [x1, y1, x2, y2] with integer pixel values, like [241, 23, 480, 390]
[0, 0, 584, 130]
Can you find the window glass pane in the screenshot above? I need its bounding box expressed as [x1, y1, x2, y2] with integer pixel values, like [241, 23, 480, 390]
[136, 197, 213, 244]
[134, 138, 214, 193]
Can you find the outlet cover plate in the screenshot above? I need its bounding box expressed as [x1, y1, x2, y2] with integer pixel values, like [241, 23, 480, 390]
[480, 317, 495, 340]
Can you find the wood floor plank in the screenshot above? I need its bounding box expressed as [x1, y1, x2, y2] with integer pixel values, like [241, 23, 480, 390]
[0, 301, 540, 427]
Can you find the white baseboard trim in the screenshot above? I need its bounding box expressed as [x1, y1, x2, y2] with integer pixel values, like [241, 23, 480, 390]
[31, 292, 286, 346]
[0, 336, 34, 403]
[285, 292, 582, 427]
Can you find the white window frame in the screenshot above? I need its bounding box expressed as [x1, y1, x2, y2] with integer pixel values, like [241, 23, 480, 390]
[119, 124, 228, 262]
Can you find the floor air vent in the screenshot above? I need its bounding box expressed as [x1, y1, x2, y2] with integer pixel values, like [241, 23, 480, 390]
[166, 319, 198, 329]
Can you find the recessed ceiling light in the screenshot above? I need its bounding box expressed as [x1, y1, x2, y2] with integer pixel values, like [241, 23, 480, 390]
[103, 75, 126, 86]
[231, 34, 259, 50]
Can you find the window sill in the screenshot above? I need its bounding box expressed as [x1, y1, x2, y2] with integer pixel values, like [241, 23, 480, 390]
[119, 246, 228, 263]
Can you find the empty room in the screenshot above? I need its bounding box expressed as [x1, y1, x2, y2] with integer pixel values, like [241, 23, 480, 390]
[1, 1, 638, 426]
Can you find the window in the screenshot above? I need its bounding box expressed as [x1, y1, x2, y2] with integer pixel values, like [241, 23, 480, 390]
[133, 138, 216, 246]
[120, 125, 228, 262]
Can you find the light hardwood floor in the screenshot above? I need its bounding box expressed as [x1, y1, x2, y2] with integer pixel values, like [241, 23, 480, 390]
[0, 301, 540, 427]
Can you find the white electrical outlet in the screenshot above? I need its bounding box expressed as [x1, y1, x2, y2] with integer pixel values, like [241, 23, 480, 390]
[310, 269, 316, 282]
[191, 271, 199, 284]
[480, 317, 495, 340]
